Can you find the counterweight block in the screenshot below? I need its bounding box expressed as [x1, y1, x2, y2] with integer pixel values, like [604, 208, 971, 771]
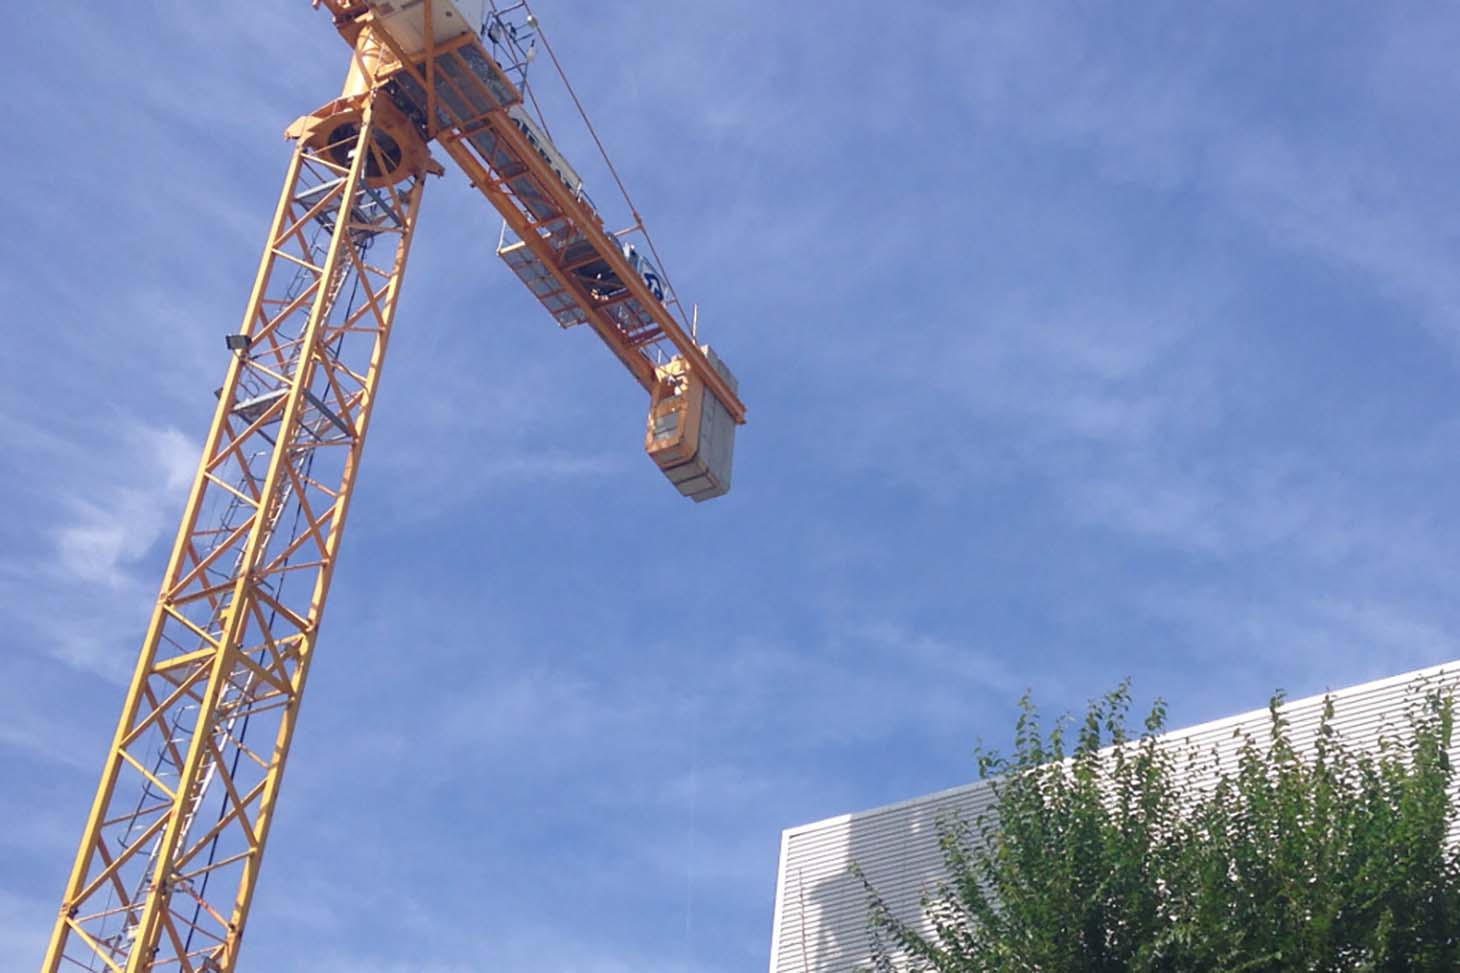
[646, 348, 739, 502]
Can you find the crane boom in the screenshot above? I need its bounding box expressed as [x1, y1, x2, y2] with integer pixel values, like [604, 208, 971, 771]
[324, 0, 746, 424]
[45, 2, 743, 970]
[343, 0, 745, 500]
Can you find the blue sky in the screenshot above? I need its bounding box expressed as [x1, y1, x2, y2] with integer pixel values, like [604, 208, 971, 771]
[5, 1, 1460, 969]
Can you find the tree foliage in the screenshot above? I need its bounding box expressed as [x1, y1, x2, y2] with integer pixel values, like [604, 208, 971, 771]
[862, 681, 1460, 972]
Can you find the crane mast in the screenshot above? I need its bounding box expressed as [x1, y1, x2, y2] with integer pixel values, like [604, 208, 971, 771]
[44, 65, 427, 972]
[45, 2, 743, 971]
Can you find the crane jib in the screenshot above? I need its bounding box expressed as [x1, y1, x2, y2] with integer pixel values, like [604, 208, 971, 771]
[361, 0, 746, 432]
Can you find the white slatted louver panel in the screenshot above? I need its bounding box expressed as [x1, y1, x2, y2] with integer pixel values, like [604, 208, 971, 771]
[768, 661, 1460, 973]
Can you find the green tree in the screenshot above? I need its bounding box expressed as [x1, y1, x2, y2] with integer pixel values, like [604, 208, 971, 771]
[861, 680, 1460, 972]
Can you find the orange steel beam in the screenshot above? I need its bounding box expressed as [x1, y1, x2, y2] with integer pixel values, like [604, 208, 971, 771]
[341, 5, 747, 424]
[44, 90, 427, 973]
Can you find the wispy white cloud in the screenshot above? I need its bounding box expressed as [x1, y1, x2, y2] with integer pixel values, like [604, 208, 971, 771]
[53, 424, 195, 589]
[936, 3, 1460, 343]
[0, 417, 196, 680]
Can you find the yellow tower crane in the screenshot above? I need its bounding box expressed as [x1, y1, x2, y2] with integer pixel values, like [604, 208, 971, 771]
[43, 3, 745, 970]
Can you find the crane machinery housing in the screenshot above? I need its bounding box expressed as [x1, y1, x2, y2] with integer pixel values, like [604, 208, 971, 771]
[43, 2, 746, 970]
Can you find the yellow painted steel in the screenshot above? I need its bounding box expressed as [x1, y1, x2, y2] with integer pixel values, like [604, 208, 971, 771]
[43, 78, 428, 973]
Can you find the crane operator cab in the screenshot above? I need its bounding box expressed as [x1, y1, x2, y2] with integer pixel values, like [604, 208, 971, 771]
[645, 347, 738, 501]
